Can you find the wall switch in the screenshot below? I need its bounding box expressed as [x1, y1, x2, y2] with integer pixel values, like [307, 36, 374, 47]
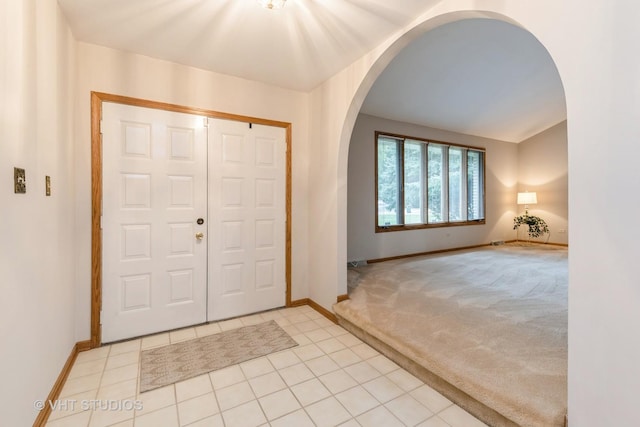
[14, 167, 26, 193]
[45, 176, 51, 196]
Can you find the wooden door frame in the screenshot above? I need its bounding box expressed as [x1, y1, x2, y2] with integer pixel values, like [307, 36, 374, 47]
[91, 91, 293, 348]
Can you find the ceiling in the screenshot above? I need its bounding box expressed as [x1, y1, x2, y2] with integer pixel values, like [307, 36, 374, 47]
[361, 19, 566, 142]
[57, 0, 566, 143]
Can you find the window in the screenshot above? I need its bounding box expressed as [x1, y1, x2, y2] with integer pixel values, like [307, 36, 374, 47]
[376, 132, 485, 231]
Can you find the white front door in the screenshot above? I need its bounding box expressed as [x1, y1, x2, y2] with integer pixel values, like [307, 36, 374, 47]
[101, 102, 208, 343]
[208, 119, 286, 320]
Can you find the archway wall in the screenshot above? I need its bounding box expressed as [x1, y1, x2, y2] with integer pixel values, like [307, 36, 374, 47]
[307, 1, 640, 426]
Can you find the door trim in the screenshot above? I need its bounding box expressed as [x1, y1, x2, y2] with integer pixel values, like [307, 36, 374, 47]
[90, 91, 293, 348]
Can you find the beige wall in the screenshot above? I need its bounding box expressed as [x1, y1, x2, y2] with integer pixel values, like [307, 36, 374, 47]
[517, 121, 568, 245]
[73, 42, 312, 340]
[0, 1, 76, 425]
[347, 113, 518, 262]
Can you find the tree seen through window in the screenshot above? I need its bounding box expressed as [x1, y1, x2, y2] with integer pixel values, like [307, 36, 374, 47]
[376, 132, 485, 231]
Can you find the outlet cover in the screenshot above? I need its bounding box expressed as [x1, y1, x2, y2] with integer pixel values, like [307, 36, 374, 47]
[14, 167, 26, 194]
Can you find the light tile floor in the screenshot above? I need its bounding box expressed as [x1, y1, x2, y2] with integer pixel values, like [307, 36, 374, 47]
[46, 305, 487, 427]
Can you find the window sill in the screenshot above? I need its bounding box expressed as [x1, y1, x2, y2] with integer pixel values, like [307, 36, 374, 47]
[375, 219, 486, 233]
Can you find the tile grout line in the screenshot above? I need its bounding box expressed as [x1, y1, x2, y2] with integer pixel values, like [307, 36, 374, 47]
[49, 306, 482, 427]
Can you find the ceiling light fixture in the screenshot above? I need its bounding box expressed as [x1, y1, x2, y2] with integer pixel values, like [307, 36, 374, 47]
[258, 0, 287, 9]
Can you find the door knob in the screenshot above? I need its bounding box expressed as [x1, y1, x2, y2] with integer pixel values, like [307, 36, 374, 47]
[195, 232, 204, 240]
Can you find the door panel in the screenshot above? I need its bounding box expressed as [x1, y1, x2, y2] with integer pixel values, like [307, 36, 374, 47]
[208, 119, 286, 320]
[101, 103, 208, 343]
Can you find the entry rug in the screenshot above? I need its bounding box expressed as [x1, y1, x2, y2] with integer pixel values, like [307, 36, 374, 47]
[139, 320, 298, 393]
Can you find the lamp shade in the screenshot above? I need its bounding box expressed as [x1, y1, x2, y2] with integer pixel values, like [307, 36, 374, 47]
[517, 192, 537, 205]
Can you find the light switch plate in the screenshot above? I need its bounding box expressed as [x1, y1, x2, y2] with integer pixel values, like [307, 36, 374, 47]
[14, 167, 26, 194]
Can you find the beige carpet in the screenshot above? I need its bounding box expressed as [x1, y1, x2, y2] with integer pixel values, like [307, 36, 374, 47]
[334, 243, 567, 427]
[139, 320, 298, 393]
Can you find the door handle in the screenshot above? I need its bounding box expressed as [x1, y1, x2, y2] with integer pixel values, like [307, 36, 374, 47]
[195, 232, 204, 241]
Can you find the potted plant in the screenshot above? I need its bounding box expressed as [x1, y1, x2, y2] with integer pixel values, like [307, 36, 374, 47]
[513, 214, 549, 241]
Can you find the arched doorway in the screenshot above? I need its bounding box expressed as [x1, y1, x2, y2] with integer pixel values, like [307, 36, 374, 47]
[335, 13, 567, 427]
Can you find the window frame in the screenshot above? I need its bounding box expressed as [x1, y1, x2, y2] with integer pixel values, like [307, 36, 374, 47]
[375, 131, 486, 233]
